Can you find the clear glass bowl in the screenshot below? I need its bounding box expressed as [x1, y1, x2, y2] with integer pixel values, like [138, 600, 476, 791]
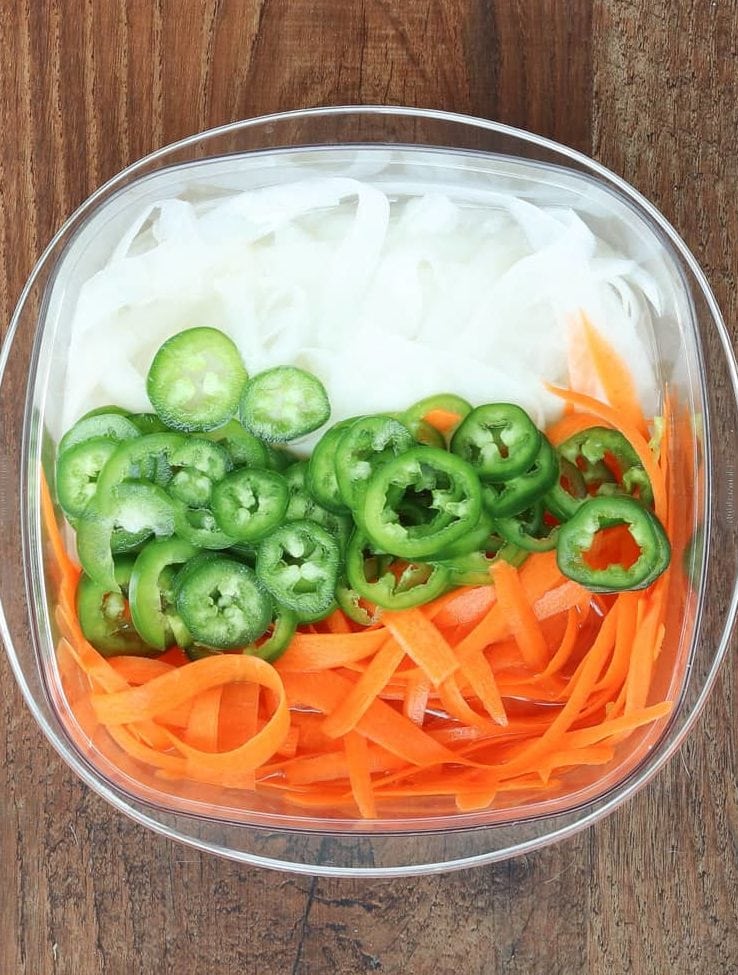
[1, 106, 736, 877]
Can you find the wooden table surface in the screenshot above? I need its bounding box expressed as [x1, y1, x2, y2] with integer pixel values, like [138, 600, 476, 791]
[1, 2, 736, 973]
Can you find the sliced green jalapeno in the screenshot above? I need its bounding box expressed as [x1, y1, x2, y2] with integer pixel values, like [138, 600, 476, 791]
[147, 326, 248, 432]
[211, 467, 289, 543]
[256, 519, 340, 622]
[56, 437, 119, 519]
[76, 556, 153, 657]
[128, 537, 199, 649]
[346, 530, 450, 610]
[240, 365, 330, 442]
[335, 415, 415, 509]
[481, 436, 558, 518]
[556, 496, 670, 591]
[451, 403, 541, 482]
[175, 556, 272, 648]
[360, 446, 482, 559]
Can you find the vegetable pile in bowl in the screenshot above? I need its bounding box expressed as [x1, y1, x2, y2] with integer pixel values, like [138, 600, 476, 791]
[48, 311, 684, 819]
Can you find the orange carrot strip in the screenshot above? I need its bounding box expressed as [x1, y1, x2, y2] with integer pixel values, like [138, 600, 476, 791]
[438, 676, 495, 732]
[108, 657, 175, 684]
[382, 608, 459, 686]
[424, 583, 496, 628]
[581, 313, 649, 439]
[538, 743, 615, 781]
[40, 472, 78, 584]
[625, 602, 664, 713]
[184, 686, 224, 753]
[496, 605, 620, 777]
[540, 608, 581, 678]
[321, 638, 406, 739]
[562, 701, 673, 749]
[91, 655, 290, 773]
[546, 410, 612, 446]
[344, 731, 377, 819]
[457, 648, 508, 725]
[403, 674, 430, 726]
[283, 671, 458, 767]
[545, 383, 667, 522]
[423, 407, 463, 432]
[275, 628, 388, 672]
[105, 723, 187, 773]
[217, 682, 261, 753]
[324, 608, 352, 634]
[491, 560, 548, 672]
[594, 591, 638, 694]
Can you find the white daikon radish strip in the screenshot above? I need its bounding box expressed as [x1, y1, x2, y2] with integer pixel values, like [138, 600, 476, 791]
[58, 167, 667, 443]
[318, 182, 390, 342]
[109, 203, 157, 263]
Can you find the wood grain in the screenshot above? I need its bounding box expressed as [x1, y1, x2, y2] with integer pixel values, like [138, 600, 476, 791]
[0, 1, 736, 973]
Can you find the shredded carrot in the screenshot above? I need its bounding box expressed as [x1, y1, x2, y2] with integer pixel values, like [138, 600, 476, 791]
[344, 731, 377, 818]
[382, 608, 459, 687]
[321, 638, 405, 739]
[423, 407, 463, 433]
[580, 312, 650, 440]
[546, 410, 612, 446]
[402, 674, 430, 726]
[489, 561, 551, 672]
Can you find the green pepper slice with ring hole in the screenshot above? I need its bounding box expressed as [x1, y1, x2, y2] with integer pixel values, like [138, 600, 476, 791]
[76, 481, 176, 591]
[549, 426, 654, 519]
[556, 495, 670, 592]
[128, 537, 199, 650]
[76, 556, 153, 657]
[283, 461, 353, 547]
[211, 467, 289, 543]
[335, 578, 383, 627]
[494, 501, 559, 553]
[56, 437, 119, 519]
[360, 445, 482, 560]
[335, 415, 416, 509]
[175, 557, 273, 648]
[58, 412, 142, 457]
[256, 519, 340, 622]
[306, 417, 360, 513]
[346, 530, 450, 610]
[481, 436, 558, 519]
[451, 403, 541, 482]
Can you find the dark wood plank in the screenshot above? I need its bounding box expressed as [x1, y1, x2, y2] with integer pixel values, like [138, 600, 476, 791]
[0, 2, 735, 974]
[591, 4, 738, 969]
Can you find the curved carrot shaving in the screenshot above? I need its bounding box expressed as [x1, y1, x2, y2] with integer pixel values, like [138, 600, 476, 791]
[457, 648, 507, 725]
[423, 583, 495, 628]
[438, 676, 496, 732]
[403, 674, 430, 726]
[184, 686, 224, 753]
[321, 638, 405, 739]
[491, 560, 549, 672]
[382, 608, 459, 687]
[283, 671, 458, 768]
[275, 629, 388, 672]
[344, 731, 377, 819]
[580, 312, 649, 440]
[546, 410, 612, 446]
[108, 656, 175, 684]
